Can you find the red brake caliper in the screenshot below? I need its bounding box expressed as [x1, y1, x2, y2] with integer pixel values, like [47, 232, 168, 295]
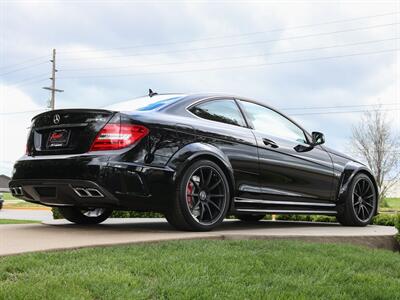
[186, 181, 194, 208]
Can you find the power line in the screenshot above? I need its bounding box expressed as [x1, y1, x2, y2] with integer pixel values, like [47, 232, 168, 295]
[60, 37, 399, 73]
[2, 76, 49, 89]
[1, 12, 397, 73]
[0, 55, 49, 71]
[288, 108, 400, 116]
[0, 109, 49, 116]
[0, 61, 49, 77]
[58, 11, 400, 55]
[58, 48, 399, 80]
[280, 102, 399, 111]
[7, 73, 50, 86]
[1, 105, 398, 117]
[12, 78, 49, 88]
[59, 22, 400, 62]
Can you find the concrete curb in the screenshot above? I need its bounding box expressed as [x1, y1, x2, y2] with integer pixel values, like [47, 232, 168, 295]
[2, 206, 51, 211]
[0, 219, 398, 256]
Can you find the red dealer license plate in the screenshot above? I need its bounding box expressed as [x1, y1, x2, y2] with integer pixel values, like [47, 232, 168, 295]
[47, 129, 71, 148]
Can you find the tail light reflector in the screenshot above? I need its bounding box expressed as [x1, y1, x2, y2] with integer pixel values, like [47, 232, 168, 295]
[90, 123, 149, 151]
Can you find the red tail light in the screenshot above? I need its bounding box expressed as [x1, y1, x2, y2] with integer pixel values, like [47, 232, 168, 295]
[90, 123, 149, 151]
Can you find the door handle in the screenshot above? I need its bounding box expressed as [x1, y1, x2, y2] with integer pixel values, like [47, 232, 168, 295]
[263, 138, 279, 148]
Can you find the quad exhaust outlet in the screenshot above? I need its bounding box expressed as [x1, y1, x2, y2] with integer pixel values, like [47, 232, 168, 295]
[10, 186, 23, 196]
[73, 187, 104, 198]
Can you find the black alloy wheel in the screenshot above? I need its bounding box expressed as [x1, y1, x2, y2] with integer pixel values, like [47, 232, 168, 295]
[165, 160, 230, 231]
[337, 173, 377, 226]
[58, 207, 113, 225]
[352, 177, 376, 222]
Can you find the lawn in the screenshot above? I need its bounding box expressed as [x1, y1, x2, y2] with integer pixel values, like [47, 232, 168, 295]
[1, 192, 44, 209]
[1, 193, 17, 201]
[1, 200, 44, 209]
[384, 198, 400, 209]
[0, 240, 399, 300]
[0, 219, 40, 224]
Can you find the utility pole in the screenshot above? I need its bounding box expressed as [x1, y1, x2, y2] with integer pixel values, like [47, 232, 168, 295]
[43, 49, 63, 110]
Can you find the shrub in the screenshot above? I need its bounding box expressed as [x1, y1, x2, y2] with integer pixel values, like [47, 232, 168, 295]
[275, 214, 312, 222]
[275, 214, 336, 223]
[111, 210, 163, 218]
[311, 215, 337, 223]
[275, 213, 399, 227]
[51, 208, 163, 220]
[379, 197, 389, 208]
[52, 208, 62, 219]
[395, 214, 400, 231]
[372, 214, 397, 226]
[395, 214, 400, 242]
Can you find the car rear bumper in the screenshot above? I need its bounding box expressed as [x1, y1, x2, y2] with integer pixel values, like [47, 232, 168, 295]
[9, 179, 119, 207]
[10, 155, 176, 210]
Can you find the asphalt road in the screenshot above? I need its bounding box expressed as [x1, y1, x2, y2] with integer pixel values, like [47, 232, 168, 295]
[0, 219, 397, 256]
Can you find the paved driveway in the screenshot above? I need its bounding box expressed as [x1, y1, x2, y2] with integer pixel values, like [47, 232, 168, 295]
[0, 218, 397, 256]
[0, 208, 53, 221]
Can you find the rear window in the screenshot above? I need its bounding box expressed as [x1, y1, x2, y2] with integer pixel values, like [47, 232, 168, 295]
[104, 94, 186, 112]
[189, 99, 246, 127]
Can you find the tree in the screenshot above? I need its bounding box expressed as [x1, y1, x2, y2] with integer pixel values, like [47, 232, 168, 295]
[351, 108, 399, 204]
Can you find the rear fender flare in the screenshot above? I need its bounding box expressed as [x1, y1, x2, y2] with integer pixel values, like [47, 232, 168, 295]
[167, 143, 235, 192]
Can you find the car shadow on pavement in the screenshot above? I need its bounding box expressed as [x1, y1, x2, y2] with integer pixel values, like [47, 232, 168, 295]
[37, 218, 342, 233]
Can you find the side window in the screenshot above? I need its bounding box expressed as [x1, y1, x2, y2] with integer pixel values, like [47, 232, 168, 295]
[240, 101, 307, 143]
[189, 99, 246, 127]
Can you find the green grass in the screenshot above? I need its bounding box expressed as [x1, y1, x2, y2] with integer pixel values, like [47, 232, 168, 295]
[0, 240, 399, 299]
[1, 193, 44, 208]
[384, 197, 400, 210]
[0, 219, 40, 224]
[2, 200, 44, 209]
[1, 193, 17, 201]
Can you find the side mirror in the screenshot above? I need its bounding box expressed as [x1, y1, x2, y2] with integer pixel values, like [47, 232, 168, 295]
[311, 131, 325, 146]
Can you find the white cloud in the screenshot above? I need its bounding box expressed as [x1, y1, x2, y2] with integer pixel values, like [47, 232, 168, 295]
[0, 84, 44, 176]
[0, 1, 398, 175]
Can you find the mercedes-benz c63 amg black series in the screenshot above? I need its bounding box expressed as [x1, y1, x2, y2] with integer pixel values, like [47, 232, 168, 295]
[10, 92, 378, 231]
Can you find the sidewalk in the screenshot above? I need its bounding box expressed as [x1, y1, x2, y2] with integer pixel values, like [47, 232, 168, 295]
[0, 208, 53, 221]
[0, 219, 398, 256]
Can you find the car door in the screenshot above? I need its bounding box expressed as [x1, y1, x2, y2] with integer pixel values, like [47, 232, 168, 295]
[188, 98, 261, 199]
[237, 100, 335, 203]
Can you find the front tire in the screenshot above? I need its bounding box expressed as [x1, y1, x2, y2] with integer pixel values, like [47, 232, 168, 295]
[58, 207, 112, 225]
[165, 160, 230, 231]
[336, 173, 377, 226]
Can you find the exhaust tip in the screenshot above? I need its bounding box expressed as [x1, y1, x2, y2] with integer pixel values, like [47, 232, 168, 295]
[86, 188, 104, 197]
[10, 186, 23, 196]
[73, 187, 104, 198]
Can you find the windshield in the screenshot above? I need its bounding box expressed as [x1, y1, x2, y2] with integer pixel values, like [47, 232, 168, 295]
[104, 94, 186, 112]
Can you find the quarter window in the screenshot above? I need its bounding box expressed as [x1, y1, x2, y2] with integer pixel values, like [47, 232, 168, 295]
[190, 99, 246, 127]
[239, 101, 307, 143]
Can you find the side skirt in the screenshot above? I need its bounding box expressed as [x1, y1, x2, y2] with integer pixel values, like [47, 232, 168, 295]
[233, 197, 337, 215]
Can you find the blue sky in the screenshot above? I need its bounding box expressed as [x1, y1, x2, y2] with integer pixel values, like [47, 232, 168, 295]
[0, 0, 399, 176]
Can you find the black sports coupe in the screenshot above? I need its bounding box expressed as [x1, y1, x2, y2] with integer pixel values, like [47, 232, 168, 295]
[9, 92, 378, 231]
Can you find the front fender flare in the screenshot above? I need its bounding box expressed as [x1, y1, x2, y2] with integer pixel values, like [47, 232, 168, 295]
[336, 161, 378, 209]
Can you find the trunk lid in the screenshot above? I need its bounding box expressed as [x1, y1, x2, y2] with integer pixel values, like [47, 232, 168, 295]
[28, 109, 114, 155]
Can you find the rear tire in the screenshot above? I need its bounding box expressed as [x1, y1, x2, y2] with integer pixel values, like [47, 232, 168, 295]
[235, 214, 266, 222]
[58, 207, 112, 225]
[165, 160, 230, 231]
[336, 173, 377, 226]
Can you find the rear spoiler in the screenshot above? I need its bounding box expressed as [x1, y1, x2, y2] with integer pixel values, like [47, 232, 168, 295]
[32, 108, 114, 121]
